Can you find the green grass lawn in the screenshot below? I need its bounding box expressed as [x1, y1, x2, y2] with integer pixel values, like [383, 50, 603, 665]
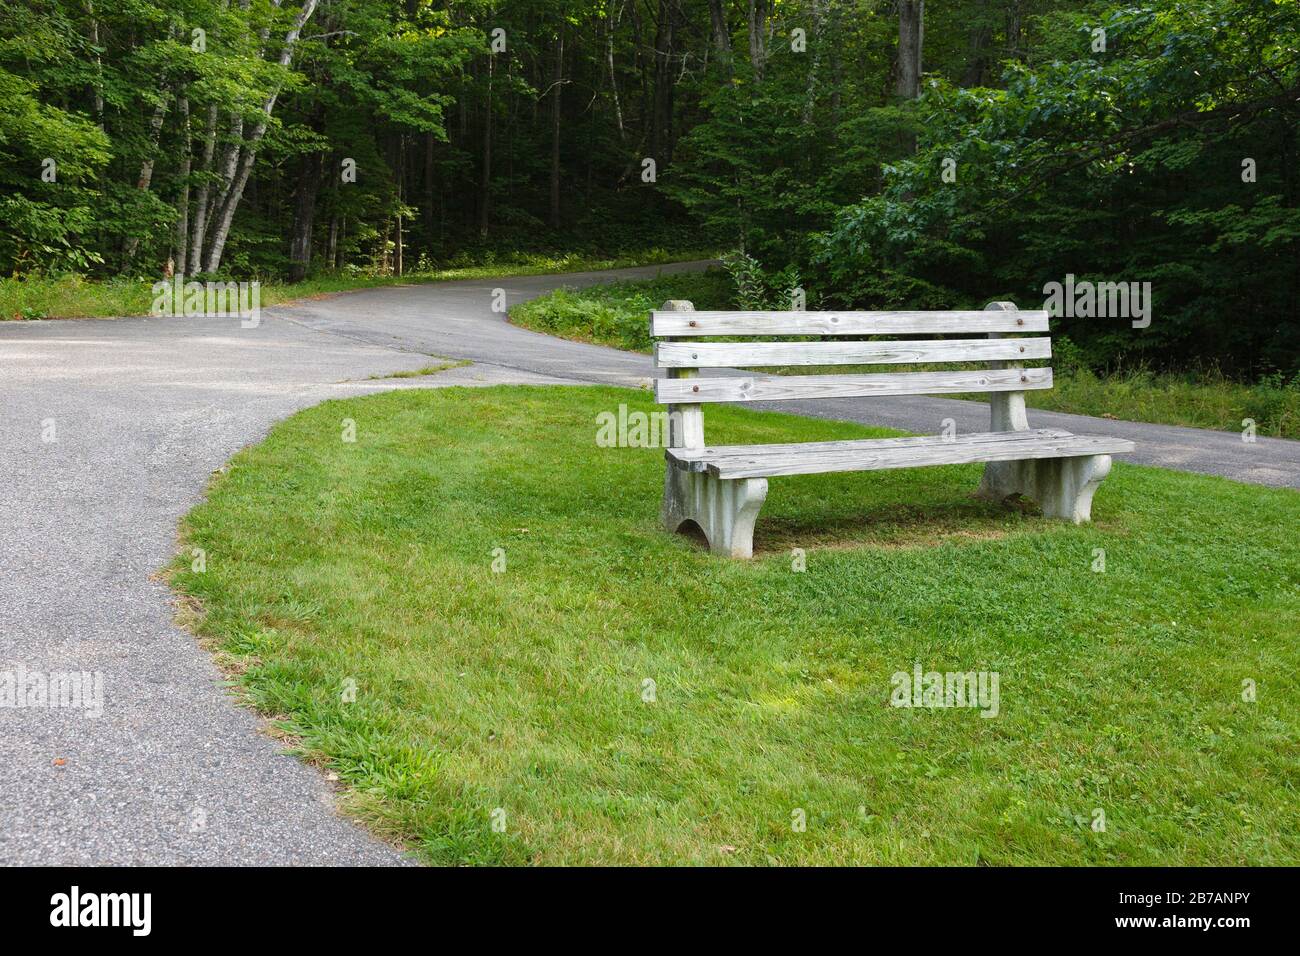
[170, 385, 1300, 866]
[510, 277, 1300, 439]
[0, 249, 715, 320]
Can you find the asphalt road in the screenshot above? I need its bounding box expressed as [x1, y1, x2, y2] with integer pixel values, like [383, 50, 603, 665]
[1, 260, 1296, 866]
[282, 264, 1300, 488]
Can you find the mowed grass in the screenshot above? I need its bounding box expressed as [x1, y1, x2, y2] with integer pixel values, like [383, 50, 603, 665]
[170, 385, 1300, 866]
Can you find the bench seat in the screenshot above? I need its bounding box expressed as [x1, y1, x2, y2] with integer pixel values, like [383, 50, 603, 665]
[667, 429, 1135, 480]
[651, 299, 1136, 557]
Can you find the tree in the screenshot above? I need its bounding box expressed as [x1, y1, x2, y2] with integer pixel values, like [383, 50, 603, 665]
[896, 0, 924, 99]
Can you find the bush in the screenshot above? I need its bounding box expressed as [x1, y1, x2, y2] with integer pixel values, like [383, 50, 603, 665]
[509, 271, 734, 352]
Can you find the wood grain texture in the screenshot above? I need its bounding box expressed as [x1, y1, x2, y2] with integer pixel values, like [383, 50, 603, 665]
[650, 309, 1050, 337]
[665, 431, 1135, 479]
[658, 300, 705, 449]
[649, 301, 1130, 545]
[653, 337, 1052, 368]
[655, 367, 1053, 404]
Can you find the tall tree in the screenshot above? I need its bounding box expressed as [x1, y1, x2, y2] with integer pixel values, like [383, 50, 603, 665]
[549, 26, 563, 228]
[202, 0, 321, 272]
[896, 0, 924, 99]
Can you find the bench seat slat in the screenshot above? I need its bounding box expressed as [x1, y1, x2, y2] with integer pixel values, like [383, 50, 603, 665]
[654, 337, 1051, 368]
[651, 310, 1050, 337]
[656, 368, 1052, 404]
[666, 431, 1135, 479]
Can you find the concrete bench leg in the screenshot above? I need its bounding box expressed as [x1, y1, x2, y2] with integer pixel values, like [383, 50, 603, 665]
[977, 455, 1114, 524]
[662, 466, 768, 559]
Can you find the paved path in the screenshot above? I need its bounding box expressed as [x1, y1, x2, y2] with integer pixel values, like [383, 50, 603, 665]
[2, 262, 1297, 866]
[283, 264, 1300, 488]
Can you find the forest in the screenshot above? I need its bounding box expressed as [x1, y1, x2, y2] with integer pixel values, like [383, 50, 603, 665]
[1, 0, 1297, 376]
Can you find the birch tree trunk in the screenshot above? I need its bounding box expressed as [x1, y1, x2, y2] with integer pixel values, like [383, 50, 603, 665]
[202, 0, 321, 274]
[171, 95, 191, 276]
[86, 1, 105, 130]
[607, 3, 626, 140]
[187, 103, 219, 273]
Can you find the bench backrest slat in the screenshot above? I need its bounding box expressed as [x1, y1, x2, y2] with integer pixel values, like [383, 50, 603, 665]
[652, 301, 1052, 409]
[654, 336, 1051, 369]
[656, 368, 1052, 404]
[650, 309, 1049, 337]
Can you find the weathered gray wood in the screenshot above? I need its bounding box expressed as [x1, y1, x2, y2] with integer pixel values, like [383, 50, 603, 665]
[659, 301, 705, 450]
[657, 367, 1053, 404]
[661, 471, 769, 559]
[650, 309, 1050, 337]
[977, 454, 1115, 524]
[654, 336, 1051, 368]
[667, 431, 1134, 479]
[671, 428, 1073, 465]
[649, 298, 1133, 553]
[983, 301, 1031, 432]
[660, 300, 709, 541]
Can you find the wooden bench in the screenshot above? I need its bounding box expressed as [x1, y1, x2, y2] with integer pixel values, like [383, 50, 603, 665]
[651, 299, 1134, 558]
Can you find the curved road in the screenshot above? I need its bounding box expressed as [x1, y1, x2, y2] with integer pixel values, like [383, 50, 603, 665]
[2, 261, 1296, 866]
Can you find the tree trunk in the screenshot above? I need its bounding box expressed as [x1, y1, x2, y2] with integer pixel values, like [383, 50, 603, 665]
[203, 0, 320, 274]
[86, 1, 105, 130]
[962, 1, 993, 87]
[607, 3, 626, 140]
[549, 28, 564, 229]
[187, 104, 219, 274]
[652, 0, 676, 165]
[171, 95, 191, 276]
[394, 136, 404, 276]
[746, 0, 767, 82]
[210, 112, 245, 233]
[478, 56, 493, 239]
[828, 1, 842, 130]
[802, 0, 827, 123]
[896, 0, 924, 99]
[1006, 0, 1023, 63]
[424, 130, 435, 250]
[709, 0, 731, 59]
[121, 94, 171, 263]
[288, 151, 322, 281]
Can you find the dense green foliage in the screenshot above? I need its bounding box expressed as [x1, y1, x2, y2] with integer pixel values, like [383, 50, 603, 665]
[815, 0, 1300, 377]
[172, 385, 1300, 864]
[3, 0, 1295, 377]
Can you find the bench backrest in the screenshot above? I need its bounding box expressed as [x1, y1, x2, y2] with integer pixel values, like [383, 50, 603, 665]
[650, 301, 1052, 406]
